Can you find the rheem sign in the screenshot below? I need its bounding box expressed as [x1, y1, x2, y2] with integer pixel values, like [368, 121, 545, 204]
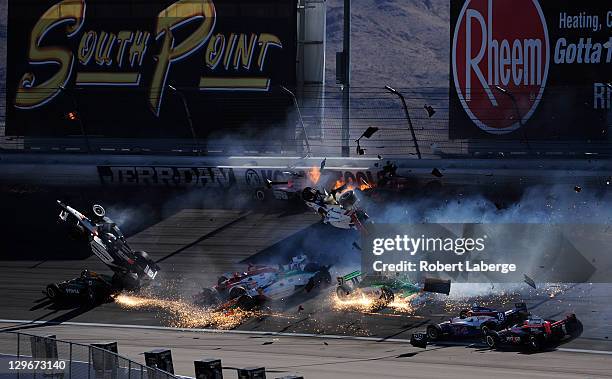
[450, 0, 610, 140]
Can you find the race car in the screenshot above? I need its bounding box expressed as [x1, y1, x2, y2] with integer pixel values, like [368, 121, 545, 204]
[485, 314, 581, 351]
[57, 201, 160, 289]
[426, 303, 529, 341]
[193, 255, 332, 310]
[335, 271, 451, 310]
[44, 270, 119, 306]
[301, 187, 368, 230]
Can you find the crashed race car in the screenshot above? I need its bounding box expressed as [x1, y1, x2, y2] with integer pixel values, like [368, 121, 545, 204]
[193, 255, 332, 310]
[45, 270, 119, 306]
[335, 271, 451, 310]
[57, 201, 160, 290]
[426, 303, 530, 341]
[485, 314, 581, 351]
[301, 187, 368, 230]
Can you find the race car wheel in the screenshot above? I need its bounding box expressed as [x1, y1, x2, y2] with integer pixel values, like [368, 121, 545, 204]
[46, 284, 60, 301]
[485, 333, 499, 349]
[426, 325, 442, 341]
[480, 322, 496, 336]
[336, 285, 352, 298]
[236, 295, 257, 310]
[255, 190, 266, 201]
[194, 288, 219, 307]
[529, 335, 544, 352]
[565, 317, 582, 338]
[229, 286, 247, 300]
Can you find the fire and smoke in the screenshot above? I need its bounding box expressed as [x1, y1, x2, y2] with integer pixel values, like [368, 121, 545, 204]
[115, 294, 256, 329]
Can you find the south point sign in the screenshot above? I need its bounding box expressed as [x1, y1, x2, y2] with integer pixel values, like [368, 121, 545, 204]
[13, 0, 286, 116]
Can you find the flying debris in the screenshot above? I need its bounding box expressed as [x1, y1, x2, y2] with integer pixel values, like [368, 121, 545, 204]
[523, 274, 537, 289]
[574, 186, 582, 193]
[320, 157, 327, 171]
[424, 105, 436, 118]
[360, 127, 379, 139]
[431, 168, 444, 178]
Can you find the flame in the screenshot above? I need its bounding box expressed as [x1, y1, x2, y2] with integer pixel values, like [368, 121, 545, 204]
[308, 167, 321, 184]
[332, 177, 372, 194]
[115, 294, 256, 329]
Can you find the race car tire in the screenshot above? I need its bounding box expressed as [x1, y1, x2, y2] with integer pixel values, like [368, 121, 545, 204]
[480, 322, 497, 336]
[565, 317, 582, 338]
[485, 332, 500, 349]
[114, 273, 140, 291]
[305, 270, 332, 293]
[303, 263, 324, 273]
[229, 286, 247, 300]
[255, 189, 266, 201]
[529, 334, 544, 352]
[336, 285, 352, 298]
[134, 251, 160, 271]
[46, 284, 61, 301]
[236, 294, 257, 310]
[426, 325, 442, 341]
[194, 288, 219, 307]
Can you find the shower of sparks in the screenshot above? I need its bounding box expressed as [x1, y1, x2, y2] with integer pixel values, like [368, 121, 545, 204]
[115, 294, 257, 329]
[331, 292, 418, 313]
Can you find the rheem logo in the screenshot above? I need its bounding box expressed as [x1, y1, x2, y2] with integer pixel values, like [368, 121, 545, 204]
[452, 0, 550, 134]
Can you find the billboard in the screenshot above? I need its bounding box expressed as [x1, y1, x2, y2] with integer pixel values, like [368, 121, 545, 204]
[450, 0, 611, 139]
[6, 0, 297, 137]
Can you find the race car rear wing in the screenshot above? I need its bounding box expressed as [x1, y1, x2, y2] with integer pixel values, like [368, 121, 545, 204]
[337, 270, 362, 286]
[422, 277, 451, 295]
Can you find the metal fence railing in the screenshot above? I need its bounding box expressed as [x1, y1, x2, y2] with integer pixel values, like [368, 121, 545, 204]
[0, 85, 610, 159]
[0, 331, 180, 379]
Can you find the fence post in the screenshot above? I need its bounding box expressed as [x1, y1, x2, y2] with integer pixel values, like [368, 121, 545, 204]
[384, 85, 422, 159]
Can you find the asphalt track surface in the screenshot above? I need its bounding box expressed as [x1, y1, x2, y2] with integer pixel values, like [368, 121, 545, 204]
[1, 208, 612, 378]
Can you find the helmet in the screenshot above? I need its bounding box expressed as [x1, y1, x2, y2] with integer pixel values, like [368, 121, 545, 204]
[80, 269, 90, 277]
[92, 204, 106, 218]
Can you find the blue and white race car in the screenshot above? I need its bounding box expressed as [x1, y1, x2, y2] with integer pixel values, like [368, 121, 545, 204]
[426, 303, 529, 341]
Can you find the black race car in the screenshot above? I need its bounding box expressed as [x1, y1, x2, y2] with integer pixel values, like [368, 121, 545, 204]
[485, 314, 581, 351]
[57, 201, 160, 289]
[45, 270, 120, 306]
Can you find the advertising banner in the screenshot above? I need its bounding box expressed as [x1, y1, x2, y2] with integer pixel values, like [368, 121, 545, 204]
[6, 0, 297, 137]
[450, 0, 611, 139]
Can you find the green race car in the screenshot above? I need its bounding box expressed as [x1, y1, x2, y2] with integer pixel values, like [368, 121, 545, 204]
[336, 271, 451, 310]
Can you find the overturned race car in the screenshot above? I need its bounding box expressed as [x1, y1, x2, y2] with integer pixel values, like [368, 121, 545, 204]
[57, 201, 160, 290]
